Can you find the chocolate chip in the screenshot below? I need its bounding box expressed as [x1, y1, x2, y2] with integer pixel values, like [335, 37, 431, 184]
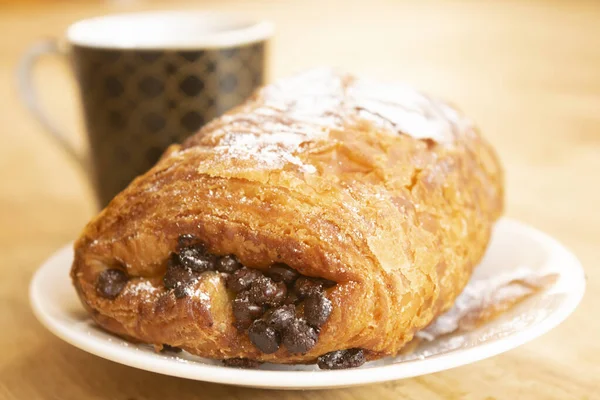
[282, 319, 318, 354]
[163, 254, 196, 298]
[177, 234, 197, 250]
[173, 287, 187, 298]
[266, 264, 299, 284]
[222, 358, 262, 369]
[294, 277, 324, 299]
[216, 255, 242, 273]
[232, 292, 264, 330]
[227, 267, 262, 293]
[178, 245, 217, 272]
[304, 293, 332, 328]
[265, 304, 296, 331]
[317, 348, 366, 370]
[248, 276, 287, 307]
[161, 344, 182, 353]
[248, 319, 280, 354]
[96, 268, 129, 299]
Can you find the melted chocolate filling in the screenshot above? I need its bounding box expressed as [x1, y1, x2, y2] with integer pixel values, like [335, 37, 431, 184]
[317, 348, 366, 369]
[95, 234, 364, 369]
[163, 235, 337, 355]
[159, 234, 362, 368]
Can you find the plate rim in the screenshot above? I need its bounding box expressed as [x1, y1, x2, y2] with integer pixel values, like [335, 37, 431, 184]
[29, 218, 586, 389]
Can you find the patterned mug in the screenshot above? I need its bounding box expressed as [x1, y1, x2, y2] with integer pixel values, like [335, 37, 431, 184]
[18, 11, 273, 207]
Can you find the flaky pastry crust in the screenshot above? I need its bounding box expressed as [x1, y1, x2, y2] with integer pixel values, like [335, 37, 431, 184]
[71, 69, 503, 364]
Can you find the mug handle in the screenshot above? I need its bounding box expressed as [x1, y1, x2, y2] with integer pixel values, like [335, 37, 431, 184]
[17, 38, 88, 168]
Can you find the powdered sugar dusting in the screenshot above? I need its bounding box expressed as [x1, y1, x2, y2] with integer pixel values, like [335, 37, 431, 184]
[127, 280, 157, 294]
[415, 267, 557, 342]
[212, 128, 320, 172]
[186, 69, 465, 175]
[189, 287, 211, 303]
[349, 77, 469, 142]
[125, 280, 160, 303]
[175, 279, 211, 309]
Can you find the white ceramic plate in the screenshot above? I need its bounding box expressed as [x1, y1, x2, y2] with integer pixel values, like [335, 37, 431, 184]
[29, 218, 585, 389]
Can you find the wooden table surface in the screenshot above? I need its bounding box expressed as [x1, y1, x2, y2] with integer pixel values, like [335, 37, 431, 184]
[1, 0, 598, 399]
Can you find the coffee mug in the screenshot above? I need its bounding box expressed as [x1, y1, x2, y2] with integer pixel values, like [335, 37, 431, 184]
[18, 11, 273, 207]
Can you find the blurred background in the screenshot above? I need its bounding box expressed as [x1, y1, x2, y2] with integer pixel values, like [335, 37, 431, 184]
[1, 0, 598, 399]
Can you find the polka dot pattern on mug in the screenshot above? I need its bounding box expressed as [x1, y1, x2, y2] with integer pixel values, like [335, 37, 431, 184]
[72, 41, 266, 206]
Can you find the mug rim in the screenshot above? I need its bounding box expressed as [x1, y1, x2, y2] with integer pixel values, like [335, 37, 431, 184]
[66, 11, 274, 50]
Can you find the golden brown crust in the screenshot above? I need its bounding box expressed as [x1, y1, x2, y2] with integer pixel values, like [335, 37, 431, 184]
[71, 69, 503, 363]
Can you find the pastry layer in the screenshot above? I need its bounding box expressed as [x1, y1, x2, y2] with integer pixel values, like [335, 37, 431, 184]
[71, 69, 503, 364]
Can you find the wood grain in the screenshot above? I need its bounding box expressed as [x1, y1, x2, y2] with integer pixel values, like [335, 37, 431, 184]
[0, 1, 598, 399]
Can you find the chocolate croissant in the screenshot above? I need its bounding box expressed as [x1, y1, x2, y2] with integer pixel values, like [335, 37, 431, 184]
[71, 69, 503, 368]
